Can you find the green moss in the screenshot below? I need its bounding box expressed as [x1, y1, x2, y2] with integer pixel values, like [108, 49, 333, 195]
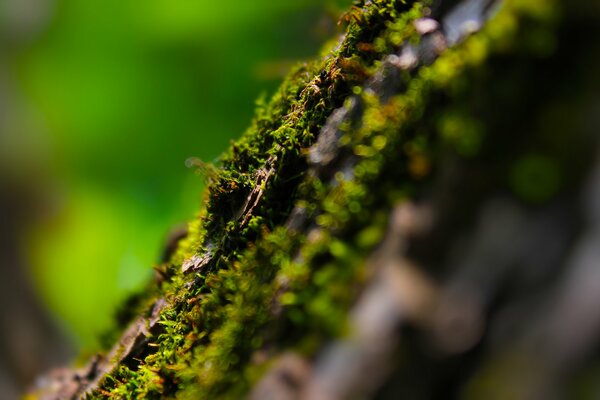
[81, 0, 567, 398]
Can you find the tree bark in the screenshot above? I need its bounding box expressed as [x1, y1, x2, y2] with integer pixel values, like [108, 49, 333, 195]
[31, 0, 600, 398]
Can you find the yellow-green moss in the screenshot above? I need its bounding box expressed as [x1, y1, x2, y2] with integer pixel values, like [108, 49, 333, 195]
[87, 0, 566, 398]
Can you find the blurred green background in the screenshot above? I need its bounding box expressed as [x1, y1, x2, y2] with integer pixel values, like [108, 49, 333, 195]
[1, 0, 350, 350]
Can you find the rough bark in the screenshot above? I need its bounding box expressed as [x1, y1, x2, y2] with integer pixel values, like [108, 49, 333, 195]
[31, 0, 600, 399]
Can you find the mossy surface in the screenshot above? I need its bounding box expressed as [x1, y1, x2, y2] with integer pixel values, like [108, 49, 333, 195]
[73, 0, 571, 398]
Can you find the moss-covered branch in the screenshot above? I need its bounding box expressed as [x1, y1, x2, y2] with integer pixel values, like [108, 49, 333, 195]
[31, 0, 600, 398]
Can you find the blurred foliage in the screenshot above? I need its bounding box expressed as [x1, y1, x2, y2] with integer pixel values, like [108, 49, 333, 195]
[2, 0, 351, 348]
